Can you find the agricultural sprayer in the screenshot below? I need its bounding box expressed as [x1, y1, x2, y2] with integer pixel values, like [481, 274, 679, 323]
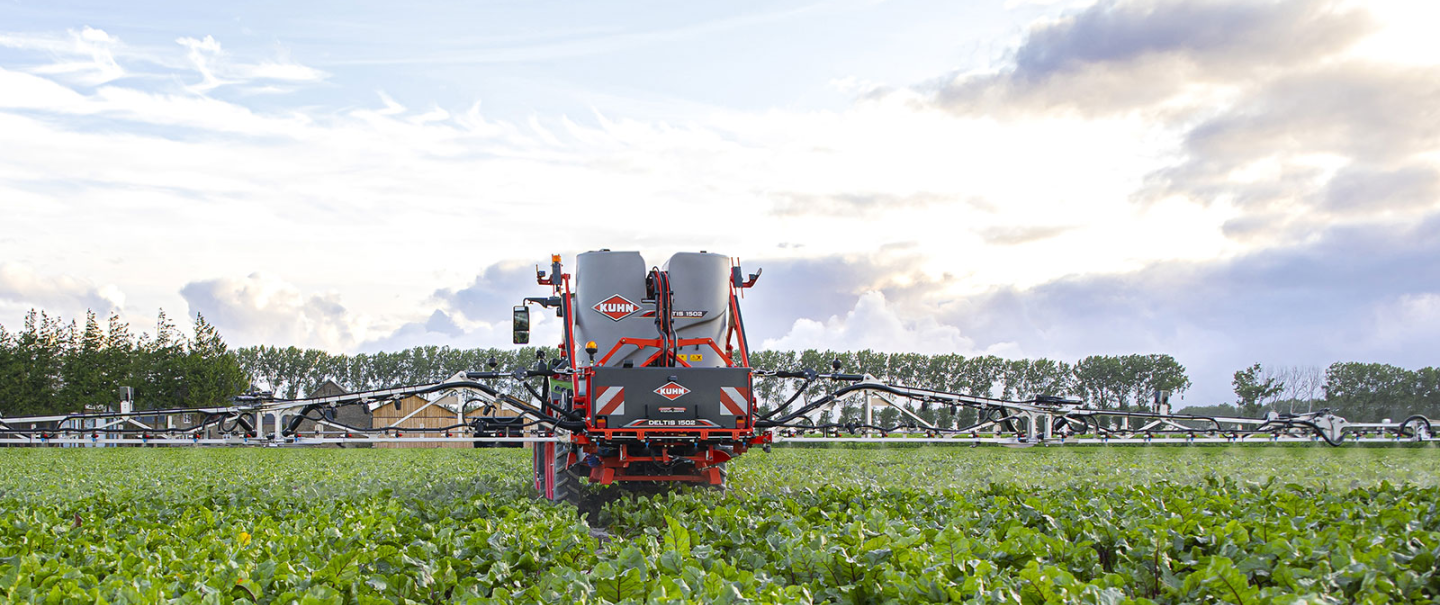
[1, 250, 1434, 503]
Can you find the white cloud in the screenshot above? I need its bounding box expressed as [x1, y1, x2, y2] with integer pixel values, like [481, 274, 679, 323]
[408, 105, 451, 125]
[176, 35, 226, 91]
[761, 291, 980, 355]
[174, 35, 326, 91]
[180, 273, 363, 351]
[0, 67, 92, 110]
[1, 26, 125, 86]
[176, 271, 564, 353]
[3, 27, 326, 96]
[0, 0, 1434, 397]
[235, 60, 327, 83]
[0, 262, 125, 320]
[1366, 292, 1440, 351]
[374, 91, 407, 115]
[0, 29, 1349, 357]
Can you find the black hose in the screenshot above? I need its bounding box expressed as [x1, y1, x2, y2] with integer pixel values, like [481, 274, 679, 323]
[756, 376, 817, 421]
[1397, 415, 1433, 438]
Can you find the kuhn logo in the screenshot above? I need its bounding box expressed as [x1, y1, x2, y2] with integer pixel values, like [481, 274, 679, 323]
[654, 382, 691, 401]
[593, 295, 640, 321]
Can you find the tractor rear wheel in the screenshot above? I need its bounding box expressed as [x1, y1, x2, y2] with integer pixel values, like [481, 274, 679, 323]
[536, 441, 589, 505]
[553, 462, 587, 506]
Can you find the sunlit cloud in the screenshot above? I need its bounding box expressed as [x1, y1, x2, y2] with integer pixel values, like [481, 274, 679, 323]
[1, 0, 1436, 405]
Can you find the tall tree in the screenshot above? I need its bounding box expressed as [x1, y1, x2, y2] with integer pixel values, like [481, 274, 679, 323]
[1323, 362, 1417, 423]
[1136, 354, 1192, 410]
[1233, 363, 1283, 417]
[59, 310, 107, 411]
[1073, 356, 1126, 410]
[185, 313, 249, 406]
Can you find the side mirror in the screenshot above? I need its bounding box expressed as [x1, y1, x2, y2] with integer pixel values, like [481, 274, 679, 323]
[512, 305, 530, 345]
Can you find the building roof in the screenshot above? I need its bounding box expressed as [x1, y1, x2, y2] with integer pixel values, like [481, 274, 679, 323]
[307, 379, 348, 399]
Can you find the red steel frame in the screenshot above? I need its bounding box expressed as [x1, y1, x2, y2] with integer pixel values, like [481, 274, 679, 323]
[538, 257, 768, 487]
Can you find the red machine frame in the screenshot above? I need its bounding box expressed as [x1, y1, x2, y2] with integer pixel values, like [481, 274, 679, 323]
[532, 255, 768, 491]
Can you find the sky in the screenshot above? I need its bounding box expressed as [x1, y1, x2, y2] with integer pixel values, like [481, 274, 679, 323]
[1, 0, 1437, 406]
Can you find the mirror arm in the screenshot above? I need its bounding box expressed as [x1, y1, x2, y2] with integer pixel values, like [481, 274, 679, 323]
[524, 296, 563, 309]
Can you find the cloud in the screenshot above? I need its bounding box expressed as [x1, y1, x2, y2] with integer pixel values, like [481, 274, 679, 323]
[1011, 0, 1368, 78]
[0, 67, 91, 110]
[180, 273, 360, 350]
[176, 35, 226, 91]
[1368, 293, 1440, 351]
[761, 291, 979, 355]
[354, 304, 565, 355]
[0, 3, 1434, 410]
[1, 26, 125, 86]
[0, 262, 124, 319]
[354, 309, 509, 354]
[737, 253, 943, 343]
[931, 0, 1375, 117]
[1147, 63, 1440, 216]
[2, 28, 325, 93]
[176, 35, 327, 92]
[175, 264, 561, 354]
[424, 309, 464, 336]
[911, 0, 1440, 255]
[936, 213, 1440, 404]
[1322, 165, 1440, 213]
[766, 191, 959, 218]
[431, 262, 539, 326]
[980, 225, 1072, 245]
[0, 30, 1214, 307]
[235, 60, 327, 83]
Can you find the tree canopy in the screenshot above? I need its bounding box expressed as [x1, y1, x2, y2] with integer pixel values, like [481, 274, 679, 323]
[0, 310, 246, 415]
[1, 308, 1436, 425]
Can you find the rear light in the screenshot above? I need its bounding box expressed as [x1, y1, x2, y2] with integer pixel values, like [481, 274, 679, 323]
[596, 416, 607, 428]
[736, 416, 748, 429]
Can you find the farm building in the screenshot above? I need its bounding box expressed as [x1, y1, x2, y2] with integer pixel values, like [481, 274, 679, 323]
[290, 380, 374, 443]
[370, 391, 527, 449]
[51, 402, 210, 446]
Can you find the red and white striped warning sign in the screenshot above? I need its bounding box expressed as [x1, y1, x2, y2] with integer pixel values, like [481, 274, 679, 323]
[719, 386, 749, 416]
[595, 386, 625, 416]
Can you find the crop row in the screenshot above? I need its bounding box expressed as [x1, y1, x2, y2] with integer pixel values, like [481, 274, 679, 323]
[0, 446, 1436, 603]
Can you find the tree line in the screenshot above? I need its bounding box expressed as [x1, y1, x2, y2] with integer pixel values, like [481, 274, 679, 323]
[233, 344, 545, 401]
[0, 310, 247, 416]
[1, 308, 1436, 425]
[1205, 362, 1440, 424]
[748, 350, 1192, 429]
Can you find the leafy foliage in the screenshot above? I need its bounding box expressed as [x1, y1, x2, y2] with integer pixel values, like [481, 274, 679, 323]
[1, 447, 1436, 603]
[1234, 363, 1284, 417]
[1324, 362, 1440, 422]
[752, 351, 1193, 428]
[232, 345, 545, 400]
[0, 310, 246, 415]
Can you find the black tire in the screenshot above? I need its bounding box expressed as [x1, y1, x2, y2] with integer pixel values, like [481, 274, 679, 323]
[553, 463, 587, 506]
[535, 441, 588, 505]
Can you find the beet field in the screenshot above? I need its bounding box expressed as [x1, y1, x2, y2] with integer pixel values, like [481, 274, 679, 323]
[1, 446, 1437, 603]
